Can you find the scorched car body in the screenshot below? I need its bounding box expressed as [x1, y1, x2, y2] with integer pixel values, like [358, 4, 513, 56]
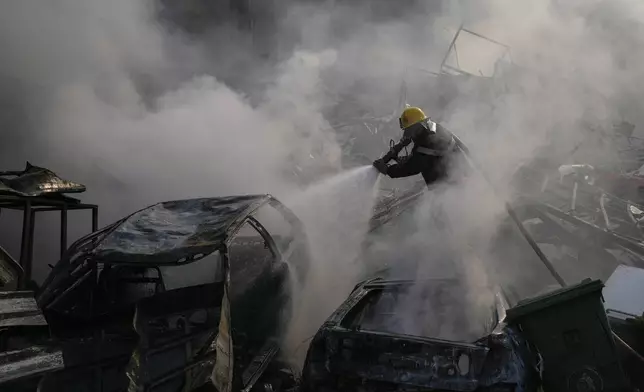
[1, 194, 310, 392]
[301, 277, 536, 392]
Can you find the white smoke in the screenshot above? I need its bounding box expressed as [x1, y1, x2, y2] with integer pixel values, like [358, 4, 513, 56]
[2, 0, 644, 373]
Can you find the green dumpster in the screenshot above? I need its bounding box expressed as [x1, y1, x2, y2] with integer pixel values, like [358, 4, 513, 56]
[506, 279, 630, 392]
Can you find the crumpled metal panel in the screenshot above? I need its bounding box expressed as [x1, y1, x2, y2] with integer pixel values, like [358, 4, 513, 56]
[90, 195, 272, 265]
[477, 328, 536, 392]
[126, 282, 223, 391]
[326, 330, 489, 391]
[0, 291, 47, 328]
[0, 291, 64, 386]
[241, 339, 279, 392]
[212, 283, 234, 392]
[0, 346, 64, 385]
[0, 245, 22, 287]
[369, 182, 426, 232]
[0, 162, 85, 197]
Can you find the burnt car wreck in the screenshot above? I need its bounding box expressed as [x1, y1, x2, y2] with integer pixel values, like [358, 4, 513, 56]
[301, 278, 534, 392]
[0, 167, 310, 392]
[299, 274, 641, 392]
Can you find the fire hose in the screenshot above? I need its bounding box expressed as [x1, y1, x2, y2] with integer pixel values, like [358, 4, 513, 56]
[449, 133, 567, 286]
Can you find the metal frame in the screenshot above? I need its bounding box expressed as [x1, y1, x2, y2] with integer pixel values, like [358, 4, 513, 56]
[0, 193, 98, 289]
[439, 24, 512, 78]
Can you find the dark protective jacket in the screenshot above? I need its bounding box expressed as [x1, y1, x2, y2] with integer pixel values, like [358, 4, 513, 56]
[385, 120, 456, 185]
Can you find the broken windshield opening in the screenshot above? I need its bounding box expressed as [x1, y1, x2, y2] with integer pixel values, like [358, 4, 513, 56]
[341, 283, 492, 343]
[160, 250, 224, 291]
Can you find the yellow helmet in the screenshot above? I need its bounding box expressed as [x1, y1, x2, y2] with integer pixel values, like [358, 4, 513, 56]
[399, 106, 427, 129]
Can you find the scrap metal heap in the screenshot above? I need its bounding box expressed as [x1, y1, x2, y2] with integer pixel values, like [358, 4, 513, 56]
[509, 144, 644, 280]
[2, 159, 644, 392]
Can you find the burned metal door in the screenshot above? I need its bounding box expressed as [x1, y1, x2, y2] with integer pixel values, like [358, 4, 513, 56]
[126, 282, 224, 392]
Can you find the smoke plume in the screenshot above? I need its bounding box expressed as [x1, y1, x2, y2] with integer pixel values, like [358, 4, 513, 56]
[2, 0, 644, 371]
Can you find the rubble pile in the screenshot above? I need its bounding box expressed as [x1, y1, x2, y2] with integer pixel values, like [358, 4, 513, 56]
[3, 22, 644, 392]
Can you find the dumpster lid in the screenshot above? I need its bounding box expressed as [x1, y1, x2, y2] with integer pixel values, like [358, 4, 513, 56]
[506, 279, 604, 322]
[603, 265, 644, 319]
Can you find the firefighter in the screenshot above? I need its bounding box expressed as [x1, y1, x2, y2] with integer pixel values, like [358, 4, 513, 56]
[372, 106, 457, 186]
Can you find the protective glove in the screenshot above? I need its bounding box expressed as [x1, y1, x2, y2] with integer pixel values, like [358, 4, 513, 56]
[381, 148, 398, 163]
[372, 159, 389, 175]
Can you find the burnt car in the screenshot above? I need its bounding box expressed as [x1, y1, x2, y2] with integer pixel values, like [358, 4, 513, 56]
[301, 277, 535, 392]
[1, 194, 310, 392]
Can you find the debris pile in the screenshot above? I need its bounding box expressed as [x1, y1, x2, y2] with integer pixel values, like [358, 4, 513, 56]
[1, 160, 644, 391]
[3, 25, 644, 392]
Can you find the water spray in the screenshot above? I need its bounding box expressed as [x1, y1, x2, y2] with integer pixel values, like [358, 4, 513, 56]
[281, 164, 381, 367]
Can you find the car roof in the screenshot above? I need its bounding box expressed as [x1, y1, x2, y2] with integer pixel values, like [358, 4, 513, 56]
[86, 195, 275, 265]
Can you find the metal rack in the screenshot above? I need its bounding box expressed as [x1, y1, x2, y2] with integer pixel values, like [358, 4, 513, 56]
[0, 193, 98, 288]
